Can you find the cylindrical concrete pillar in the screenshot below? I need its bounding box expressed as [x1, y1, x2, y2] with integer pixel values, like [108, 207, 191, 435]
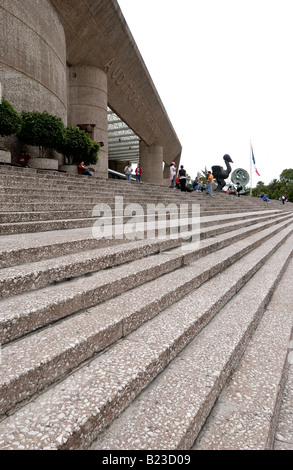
[0, 0, 67, 160]
[0, 0, 67, 119]
[68, 65, 108, 178]
[139, 142, 164, 185]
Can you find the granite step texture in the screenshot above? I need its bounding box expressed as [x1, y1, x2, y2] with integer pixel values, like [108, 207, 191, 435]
[0, 197, 288, 235]
[0, 225, 292, 449]
[0, 210, 287, 269]
[1, 214, 292, 347]
[0, 166, 293, 450]
[91, 235, 293, 451]
[0, 212, 291, 300]
[0, 215, 290, 413]
[1, 171, 289, 237]
[192, 254, 293, 450]
[0, 222, 292, 450]
[0, 209, 286, 236]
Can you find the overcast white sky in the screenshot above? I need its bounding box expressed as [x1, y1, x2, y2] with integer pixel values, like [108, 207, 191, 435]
[118, 0, 293, 186]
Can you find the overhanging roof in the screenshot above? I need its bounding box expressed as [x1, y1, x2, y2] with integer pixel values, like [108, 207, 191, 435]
[50, 0, 182, 164]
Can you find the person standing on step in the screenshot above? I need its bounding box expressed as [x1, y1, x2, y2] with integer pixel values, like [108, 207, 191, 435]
[124, 162, 132, 181]
[169, 162, 176, 188]
[135, 164, 142, 183]
[206, 171, 214, 197]
[236, 182, 242, 197]
[179, 165, 187, 192]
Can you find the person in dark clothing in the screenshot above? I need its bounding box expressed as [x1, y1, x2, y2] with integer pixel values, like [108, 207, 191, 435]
[17, 152, 31, 167]
[236, 182, 242, 197]
[178, 165, 187, 191]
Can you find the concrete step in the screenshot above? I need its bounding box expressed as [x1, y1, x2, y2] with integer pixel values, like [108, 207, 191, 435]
[0, 237, 181, 300]
[1, 166, 291, 207]
[0, 169, 289, 206]
[273, 327, 293, 450]
[0, 211, 286, 271]
[0, 227, 129, 269]
[0, 247, 183, 345]
[1, 192, 266, 214]
[0, 213, 291, 299]
[0, 207, 281, 224]
[0, 216, 101, 235]
[0, 189, 253, 205]
[0, 201, 286, 234]
[89, 234, 293, 451]
[0, 181, 287, 205]
[0, 228, 292, 449]
[192, 255, 293, 450]
[0, 221, 292, 418]
[0, 164, 292, 450]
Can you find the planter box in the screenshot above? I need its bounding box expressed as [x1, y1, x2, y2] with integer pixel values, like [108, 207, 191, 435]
[0, 150, 11, 164]
[59, 165, 78, 174]
[29, 158, 58, 170]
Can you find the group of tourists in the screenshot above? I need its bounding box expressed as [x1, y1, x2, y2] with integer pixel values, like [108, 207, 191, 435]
[170, 162, 214, 196]
[124, 163, 142, 182]
[226, 183, 243, 197]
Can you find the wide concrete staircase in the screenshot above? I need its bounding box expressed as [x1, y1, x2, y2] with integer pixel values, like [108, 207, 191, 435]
[0, 165, 292, 450]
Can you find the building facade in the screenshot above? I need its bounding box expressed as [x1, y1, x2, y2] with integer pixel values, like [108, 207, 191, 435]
[0, 0, 182, 184]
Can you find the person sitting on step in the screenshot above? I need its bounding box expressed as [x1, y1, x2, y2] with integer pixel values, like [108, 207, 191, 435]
[77, 161, 93, 176]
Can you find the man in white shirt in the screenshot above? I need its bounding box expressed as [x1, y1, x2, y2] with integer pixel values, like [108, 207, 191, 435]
[124, 163, 132, 181]
[169, 162, 176, 188]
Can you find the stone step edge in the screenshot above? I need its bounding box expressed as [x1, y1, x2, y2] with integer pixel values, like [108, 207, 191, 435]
[0, 208, 284, 221]
[0, 207, 273, 222]
[0, 211, 286, 268]
[0, 231, 292, 450]
[0, 223, 292, 419]
[1, 192, 283, 210]
[1, 217, 292, 346]
[0, 170, 290, 203]
[0, 210, 285, 229]
[0, 194, 285, 211]
[192, 257, 293, 450]
[0, 208, 269, 234]
[0, 210, 287, 271]
[89, 235, 293, 451]
[0, 213, 291, 302]
[0, 195, 268, 209]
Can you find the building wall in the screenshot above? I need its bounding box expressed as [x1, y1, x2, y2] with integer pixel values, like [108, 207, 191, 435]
[0, 0, 67, 159]
[0, 0, 67, 117]
[0, 0, 181, 180]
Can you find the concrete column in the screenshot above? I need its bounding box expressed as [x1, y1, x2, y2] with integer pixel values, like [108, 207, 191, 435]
[0, 0, 67, 161]
[68, 65, 108, 177]
[139, 142, 164, 185]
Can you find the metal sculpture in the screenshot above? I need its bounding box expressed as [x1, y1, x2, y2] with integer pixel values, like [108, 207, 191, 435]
[231, 168, 250, 187]
[211, 154, 234, 191]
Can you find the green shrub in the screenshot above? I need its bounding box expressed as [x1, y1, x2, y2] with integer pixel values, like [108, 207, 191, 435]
[60, 126, 100, 166]
[0, 98, 22, 137]
[18, 111, 66, 157]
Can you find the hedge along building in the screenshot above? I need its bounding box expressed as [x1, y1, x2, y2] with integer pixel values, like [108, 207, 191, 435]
[0, 0, 182, 185]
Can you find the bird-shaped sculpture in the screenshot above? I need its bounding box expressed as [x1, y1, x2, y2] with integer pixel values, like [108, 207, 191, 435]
[212, 154, 234, 191]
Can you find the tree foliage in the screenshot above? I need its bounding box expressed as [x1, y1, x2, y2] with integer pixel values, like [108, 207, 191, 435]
[1, 104, 100, 165]
[280, 169, 293, 182]
[252, 170, 293, 202]
[0, 98, 22, 137]
[59, 126, 100, 166]
[18, 111, 66, 156]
